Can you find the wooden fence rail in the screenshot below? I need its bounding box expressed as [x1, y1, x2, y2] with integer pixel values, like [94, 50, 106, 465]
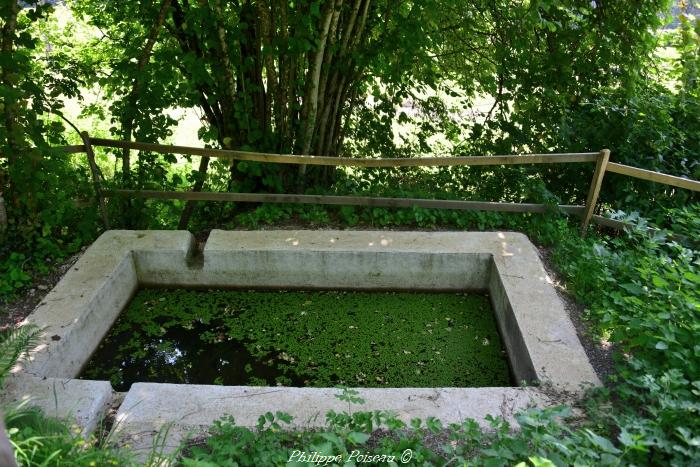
[606, 162, 700, 192]
[89, 137, 600, 167]
[109, 189, 586, 215]
[19, 136, 700, 234]
[56, 144, 88, 154]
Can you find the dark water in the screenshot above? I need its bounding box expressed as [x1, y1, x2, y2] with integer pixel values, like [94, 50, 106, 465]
[81, 320, 306, 391]
[79, 289, 513, 391]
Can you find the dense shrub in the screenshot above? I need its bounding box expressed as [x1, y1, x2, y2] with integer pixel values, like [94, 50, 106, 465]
[178, 208, 700, 466]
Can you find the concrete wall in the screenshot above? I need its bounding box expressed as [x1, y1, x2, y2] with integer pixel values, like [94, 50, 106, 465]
[135, 230, 492, 290]
[4, 229, 601, 443]
[488, 259, 537, 385]
[15, 229, 599, 389]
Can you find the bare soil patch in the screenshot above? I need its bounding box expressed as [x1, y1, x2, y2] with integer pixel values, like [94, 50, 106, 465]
[0, 249, 85, 329]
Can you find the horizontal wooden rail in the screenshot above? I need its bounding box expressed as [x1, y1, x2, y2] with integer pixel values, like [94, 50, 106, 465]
[13, 138, 698, 237]
[90, 138, 599, 167]
[106, 189, 585, 214]
[607, 162, 700, 192]
[590, 214, 691, 242]
[57, 144, 88, 154]
[0, 144, 86, 158]
[590, 214, 630, 230]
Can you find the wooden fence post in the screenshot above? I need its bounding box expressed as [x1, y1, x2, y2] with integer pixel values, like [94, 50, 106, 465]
[0, 192, 7, 237]
[580, 149, 610, 236]
[80, 132, 111, 230]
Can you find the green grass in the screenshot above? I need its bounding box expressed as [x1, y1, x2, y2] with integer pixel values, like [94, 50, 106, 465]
[80, 289, 511, 390]
[4, 404, 129, 467]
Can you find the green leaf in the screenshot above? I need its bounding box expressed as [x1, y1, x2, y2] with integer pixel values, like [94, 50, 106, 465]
[620, 283, 644, 296]
[528, 457, 556, 467]
[651, 276, 669, 288]
[683, 272, 700, 284]
[583, 429, 620, 454]
[319, 432, 344, 449]
[347, 431, 370, 445]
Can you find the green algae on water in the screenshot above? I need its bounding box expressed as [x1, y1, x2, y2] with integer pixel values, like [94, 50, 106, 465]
[80, 289, 512, 391]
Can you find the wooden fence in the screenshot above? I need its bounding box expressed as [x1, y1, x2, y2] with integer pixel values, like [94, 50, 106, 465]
[52, 134, 700, 235]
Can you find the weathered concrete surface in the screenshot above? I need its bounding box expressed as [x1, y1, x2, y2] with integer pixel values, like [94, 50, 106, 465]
[13, 229, 600, 447]
[112, 383, 550, 456]
[22, 253, 137, 379]
[21, 230, 194, 379]
[10, 231, 193, 437]
[489, 255, 598, 390]
[200, 230, 494, 290]
[138, 230, 493, 290]
[1, 375, 112, 435]
[176, 230, 599, 391]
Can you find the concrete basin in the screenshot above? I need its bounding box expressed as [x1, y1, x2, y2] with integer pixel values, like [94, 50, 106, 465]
[3, 230, 599, 453]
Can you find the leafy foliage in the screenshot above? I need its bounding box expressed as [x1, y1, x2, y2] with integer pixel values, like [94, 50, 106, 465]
[547, 214, 700, 464]
[0, 1, 100, 301]
[5, 404, 129, 467]
[1, 1, 700, 465]
[0, 324, 39, 386]
[0, 322, 130, 466]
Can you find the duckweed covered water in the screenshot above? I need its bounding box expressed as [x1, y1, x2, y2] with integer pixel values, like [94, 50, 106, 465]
[80, 289, 513, 390]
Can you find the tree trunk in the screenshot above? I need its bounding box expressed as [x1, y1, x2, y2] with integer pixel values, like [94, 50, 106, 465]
[319, 72, 347, 156]
[299, 0, 339, 155]
[212, 0, 238, 111]
[276, 0, 290, 152]
[1, 0, 19, 163]
[0, 192, 7, 238]
[297, 0, 342, 189]
[257, 0, 276, 136]
[177, 156, 210, 229]
[1, 0, 20, 226]
[120, 0, 172, 183]
[212, 0, 240, 194]
[315, 0, 343, 132]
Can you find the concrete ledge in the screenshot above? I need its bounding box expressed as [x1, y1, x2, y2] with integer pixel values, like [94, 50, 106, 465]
[23, 254, 137, 378]
[21, 231, 195, 379]
[112, 383, 550, 455]
[1, 375, 112, 435]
